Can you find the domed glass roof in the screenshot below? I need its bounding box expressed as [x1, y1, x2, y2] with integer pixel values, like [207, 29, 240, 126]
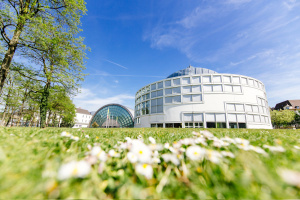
[167, 66, 217, 78]
[89, 104, 134, 128]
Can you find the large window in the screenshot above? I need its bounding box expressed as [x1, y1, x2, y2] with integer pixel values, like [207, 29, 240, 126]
[151, 98, 163, 114]
[205, 113, 227, 128]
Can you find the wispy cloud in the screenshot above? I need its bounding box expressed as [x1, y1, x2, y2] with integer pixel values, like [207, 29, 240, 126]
[90, 72, 164, 78]
[102, 58, 128, 69]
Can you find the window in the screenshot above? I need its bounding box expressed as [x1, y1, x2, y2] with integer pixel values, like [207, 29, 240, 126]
[151, 98, 163, 114]
[165, 88, 172, 95]
[183, 95, 192, 103]
[157, 82, 163, 89]
[203, 85, 212, 92]
[165, 80, 171, 87]
[173, 87, 181, 94]
[248, 79, 254, 86]
[202, 76, 211, 83]
[165, 97, 172, 104]
[173, 95, 181, 103]
[213, 85, 222, 92]
[192, 76, 201, 84]
[233, 86, 242, 93]
[194, 122, 203, 128]
[185, 122, 193, 128]
[192, 85, 201, 92]
[223, 76, 231, 83]
[213, 76, 221, 83]
[157, 89, 163, 97]
[182, 86, 192, 93]
[151, 91, 156, 98]
[173, 78, 180, 86]
[232, 77, 240, 84]
[206, 122, 216, 128]
[241, 77, 247, 85]
[182, 77, 190, 84]
[151, 84, 156, 90]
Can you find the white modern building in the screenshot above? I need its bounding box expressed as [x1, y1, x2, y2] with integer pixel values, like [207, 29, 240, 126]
[73, 108, 92, 128]
[134, 66, 272, 129]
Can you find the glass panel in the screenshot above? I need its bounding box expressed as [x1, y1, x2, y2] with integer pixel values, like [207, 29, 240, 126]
[254, 115, 260, 122]
[224, 85, 233, 92]
[151, 124, 156, 128]
[173, 78, 180, 86]
[216, 113, 226, 122]
[157, 89, 163, 97]
[213, 75, 221, 83]
[213, 85, 222, 92]
[223, 76, 231, 83]
[227, 104, 235, 111]
[202, 76, 211, 83]
[229, 123, 238, 128]
[157, 105, 163, 113]
[228, 114, 237, 122]
[183, 95, 192, 102]
[248, 79, 254, 86]
[173, 95, 181, 103]
[194, 122, 203, 128]
[192, 85, 201, 92]
[235, 104, 244, 111]
[146, 93, 150, 100]
[216, 122, 226, 128]
[192, 94, 202, 102]
[182, 86, 191, 93]
[174, 123, 182, 128]
[232, 76, 240, 84]
[183, 113, 193, 121]
[254, 81, 258, 87]
[157, 81, 163, 89]
[151, 99, 157, 106]
[192, 76, 201, 84]
[173, 87, 181, 94]
[151, 84, 156, 90]
[146, 101, 150, 114]
[182, 77, 190, 84]
[165, 97, 172, 104]
[245, 105, 252, 112]
[238, 123, 246, 128]
[193, 113, 203, 121]
[247, 115, 254, 122]
[206, 113, 215, 121]
[241, 77, 247, 85]
[157, 123, 163, 128]
[165, 80, 171, 87]
[237, 114, 246, 122]
[203, 85, 212, 92]
[233, 86, 241, 93]
[165, 88, 172, 95]
[151, 91, 157, 98]
[151, 106, 157, 114]
[252, 105, 259, 113]
[157, 98, 163, 106]
[165, 123, 173, 128]
[206, 122, 216, 128]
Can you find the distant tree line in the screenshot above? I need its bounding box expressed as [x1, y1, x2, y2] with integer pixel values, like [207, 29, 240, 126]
[0, 0, 88, 128]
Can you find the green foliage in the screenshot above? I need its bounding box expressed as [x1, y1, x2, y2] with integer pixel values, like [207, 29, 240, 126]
[0, 128, 300, 199]
[271, 110, 296, 127]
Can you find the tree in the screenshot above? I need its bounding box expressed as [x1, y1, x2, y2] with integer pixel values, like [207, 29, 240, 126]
[92, 121, 99, 128]
[270, 110, 296, 128]
[0, 0, 87, 95]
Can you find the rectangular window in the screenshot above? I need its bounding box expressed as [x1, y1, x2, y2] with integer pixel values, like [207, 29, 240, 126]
[151, 124, 156, 128]
[157, 81, 163, 89]
[248, 79, 254, 86]
[185, 122, 193, 128]
[223, 76, 231, 83]
[224, 85, 233, 92]
[213, 85, 222, 92]
[183, 113, 193, 121]
[241, 77, 247, 85]
[173, 87, 181, 94]
[228, 114, 237, 122]
[232, 76, 240, 84]
[237, 114, 246, 122]
[247, 115, 254, 122]
[192, 94, 202, 102]
[165, 88, 172, 95]
[165, 80, 171, 87]
[157, 105, 163, 113]
[192, 76, 201, 84]
[229, 123, 238, 128]
[146, 93, 150, 100]
[245, 105, 252, 112]
[173, 95, 181, 103]
[151, 84, 156, 90]
[151, 91, 157, 98]
[213, 75, 222, 83]
[252, 105, 259, 113]
[194, 113, 203, 121]
[182, 77, 190, 84]
[182, 86, 191, 93]
[216, 122, 227, 128]
[215, 113, 226, 122]
[157, 89, 163, 97]
[202, 76, 211, 83]
[165, 97, 172, 104]
[183, 95, 192, 102]
[233, 85, 241, 93]
[157, 123, 163, 128]
[206, 122, 216, 128]
[203, 85, 212, 92]
[194, 122, 203, 128]
[227, 104, 235, 111]
[206, 113, 215, 121]
[174, 123, 182, 128]
[192, 85, 201, 93]
[238, 123, 246, 128]
[173, 78, 180, 86]
[235, 104, 244, 112]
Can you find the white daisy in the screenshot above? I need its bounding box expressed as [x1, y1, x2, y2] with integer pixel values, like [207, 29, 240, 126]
[127, 152, 138, 163]
[57, 160, 91, 180]
[162, 153, 180, 165]
[135, 163, 153, 179]
[186, 146, 206, 161]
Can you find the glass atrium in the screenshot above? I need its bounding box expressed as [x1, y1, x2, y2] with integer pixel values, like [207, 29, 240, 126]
[89, 104, 134, 128]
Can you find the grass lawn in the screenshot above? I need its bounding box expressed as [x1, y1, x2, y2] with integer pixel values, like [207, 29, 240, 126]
[0, 127, 300, 199]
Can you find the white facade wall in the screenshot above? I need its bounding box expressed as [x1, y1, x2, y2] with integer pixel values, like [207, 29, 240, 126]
[134, 73, 272, 129]
[73, 113, 92, 128]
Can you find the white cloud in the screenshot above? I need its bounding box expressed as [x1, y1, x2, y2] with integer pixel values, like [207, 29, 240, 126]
[73, 88, 135, 112]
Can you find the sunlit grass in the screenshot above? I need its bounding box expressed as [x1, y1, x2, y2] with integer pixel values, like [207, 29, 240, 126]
[0, 127, 300, 199]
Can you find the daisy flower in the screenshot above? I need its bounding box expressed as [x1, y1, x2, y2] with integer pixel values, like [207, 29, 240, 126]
[135, 163, 153, 179]
[57, 160, 91, 180]
[186, 146, 206, 161]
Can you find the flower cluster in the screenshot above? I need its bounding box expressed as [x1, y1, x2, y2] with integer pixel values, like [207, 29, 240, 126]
[61, 131, 79, 141]
[57, 130, 289, 181]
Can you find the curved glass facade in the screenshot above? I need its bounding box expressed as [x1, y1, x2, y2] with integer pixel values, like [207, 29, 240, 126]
[89, 104, 134, 128]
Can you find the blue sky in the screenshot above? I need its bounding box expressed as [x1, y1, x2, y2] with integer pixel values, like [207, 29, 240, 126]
[74, 0, 300, 112]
